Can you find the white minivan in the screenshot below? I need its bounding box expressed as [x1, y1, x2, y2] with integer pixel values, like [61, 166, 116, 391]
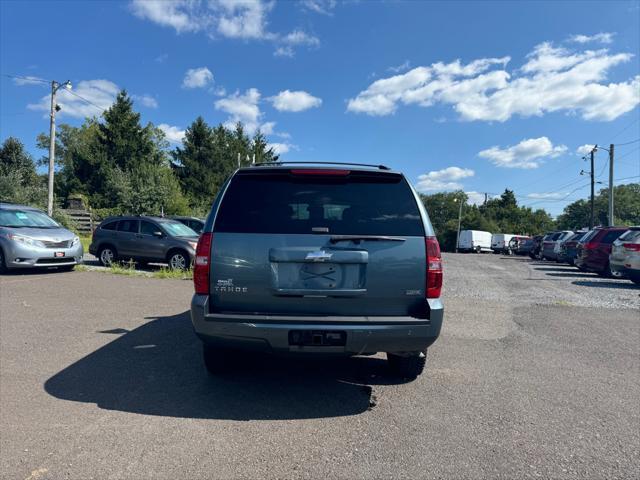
[458, 230, 492, 253]
[491, 234, 516, 254]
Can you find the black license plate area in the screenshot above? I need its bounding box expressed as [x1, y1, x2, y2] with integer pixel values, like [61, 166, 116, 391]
[288, 330, 346, 347]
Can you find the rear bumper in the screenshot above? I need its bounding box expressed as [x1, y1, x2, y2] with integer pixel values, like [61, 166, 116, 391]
[190, 294, 443, 355]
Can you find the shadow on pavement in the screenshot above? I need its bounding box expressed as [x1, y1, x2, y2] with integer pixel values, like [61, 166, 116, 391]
[544, 272, 597, 278]
[533, 266, 579, 272]
[572, 280, 639, 290]
[45, 311, 399, 420]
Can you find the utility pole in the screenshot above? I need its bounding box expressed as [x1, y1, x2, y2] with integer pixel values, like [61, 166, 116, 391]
[455, 196, 463, 253]
[47, 81, 58, 216]
[589, 146, 596, 229]
[46, 79, 72, 217]
[608, 143, 614, 226]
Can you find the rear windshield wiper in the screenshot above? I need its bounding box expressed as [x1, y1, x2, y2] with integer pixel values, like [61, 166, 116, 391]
[329, 235, 406, 243]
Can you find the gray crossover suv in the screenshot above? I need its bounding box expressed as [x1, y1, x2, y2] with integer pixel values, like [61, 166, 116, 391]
[89, 216, 199, 269]
[191, 163, 444, 379]
[0, 202, 83, 273]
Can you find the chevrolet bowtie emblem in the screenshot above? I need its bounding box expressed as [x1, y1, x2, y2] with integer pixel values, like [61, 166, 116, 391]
[305, 251, 333, 262]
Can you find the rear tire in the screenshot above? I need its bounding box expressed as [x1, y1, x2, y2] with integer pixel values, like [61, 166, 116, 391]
[387, 350, 427, 380]
[202, 344, 234, 375]
[167, 249, 190, 270]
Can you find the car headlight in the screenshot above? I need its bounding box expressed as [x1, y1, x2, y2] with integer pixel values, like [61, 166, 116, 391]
[72, 236, 80, 247]
[8, 234, 45, 248]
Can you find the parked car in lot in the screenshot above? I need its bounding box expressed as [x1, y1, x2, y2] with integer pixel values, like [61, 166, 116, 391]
[491, 233, 516, 254]
[557, 231, 589, 264]
[169, 216, 205, 234]
[89, 215, 199, 269]
[575, 226, 628, 276]
[527, 235, 544, 259]
[508, 235, 531, 255]
[542, 230, 574, 261]
[191, 162, 444, 380]
[0, 202, 83, 273]
[609, 226, 640, 284]
[458, 229, 492, 253]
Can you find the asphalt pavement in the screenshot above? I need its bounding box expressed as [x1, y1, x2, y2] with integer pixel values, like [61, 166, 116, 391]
[1, 253, 638, 479]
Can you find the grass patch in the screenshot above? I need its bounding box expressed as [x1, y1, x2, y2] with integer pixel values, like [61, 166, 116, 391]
[109, 260, 142, 276]
[79, 235, 92, 253]
[154, 267, 193, 280]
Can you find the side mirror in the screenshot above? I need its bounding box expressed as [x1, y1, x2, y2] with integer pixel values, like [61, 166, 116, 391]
[153, 231, 164, 238]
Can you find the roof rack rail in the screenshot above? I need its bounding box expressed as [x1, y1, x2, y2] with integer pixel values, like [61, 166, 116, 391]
[251, 161, 391, 170]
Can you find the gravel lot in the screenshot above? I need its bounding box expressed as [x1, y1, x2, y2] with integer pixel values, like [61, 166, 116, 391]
[1, 253, 638, 479]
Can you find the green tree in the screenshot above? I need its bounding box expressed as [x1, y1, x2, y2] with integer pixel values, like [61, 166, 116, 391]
[557, 183, 640, 228]
[0, 137, 46, 206]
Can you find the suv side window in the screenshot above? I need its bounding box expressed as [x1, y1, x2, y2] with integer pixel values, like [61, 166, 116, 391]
[140, 220, 158, 236]
[102, 221, 118, 231]
[117, 219, 139, 233]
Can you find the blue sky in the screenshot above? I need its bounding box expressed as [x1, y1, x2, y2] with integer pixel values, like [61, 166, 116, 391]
[1, 0, 639, 216]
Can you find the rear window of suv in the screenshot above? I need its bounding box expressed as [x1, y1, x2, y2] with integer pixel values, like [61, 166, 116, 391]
[601, 230, 625, 244]
[214, 170, 425, 236]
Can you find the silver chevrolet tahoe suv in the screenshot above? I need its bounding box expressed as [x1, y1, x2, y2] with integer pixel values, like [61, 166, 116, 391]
[190, 163, 444, 379]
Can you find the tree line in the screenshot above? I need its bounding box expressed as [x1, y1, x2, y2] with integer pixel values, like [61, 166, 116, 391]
[0, 89, 638, 245]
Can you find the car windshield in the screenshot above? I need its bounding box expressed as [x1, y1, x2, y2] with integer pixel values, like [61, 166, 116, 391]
[160, 220, 197, 237]
[0, 209, 60, 228]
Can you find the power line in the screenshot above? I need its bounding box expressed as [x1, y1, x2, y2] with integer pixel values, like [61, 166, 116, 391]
[615, 138, 640, 147]
[3, 74, 48, 84]
[62, 88, 105, 111]
[608, 117, 640, 142]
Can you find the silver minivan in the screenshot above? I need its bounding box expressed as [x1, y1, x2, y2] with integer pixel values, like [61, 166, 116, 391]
[0, 202, 83, 273]
[191, 163, 444, 379]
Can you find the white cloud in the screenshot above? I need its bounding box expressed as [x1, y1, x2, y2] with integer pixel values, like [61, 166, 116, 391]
[12, 75, 46, 86]
[301, 0, 336, 15]
[465, 191, 488, 206]
[155, 53, 168, 63]
[27, 79, 119, 119]
[576, 144, 596, 155]
[347, 40, 639, 121]
[526, 192, 566, 199]
[130, 0, 208, 33]
[269, 90, 322, 112]
[132, 94, 158, 108]
[216, 0, 272, 40]
[268, 142, 293, 155]
[158, 124, 186, 144]
[131, 1, 318, 57]
[182, 67, 214, 88]
[214, 87, 274, 134]
[478, 137, 567, 169]
[415, 166, 475, 192]
[388, 60, 411, 73]
[568, 32, 614, 44]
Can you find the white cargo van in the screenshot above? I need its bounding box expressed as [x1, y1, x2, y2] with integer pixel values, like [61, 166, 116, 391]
[458, 230, 492, 253]
[491, 234, 516, 253]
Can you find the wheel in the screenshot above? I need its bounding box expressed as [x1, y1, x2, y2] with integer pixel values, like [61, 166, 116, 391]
[387, 350, 427, 380]
[202, 344, 234, 374]
[631, 276, 640, 285]
[475, 246, 481, 254]
[597, 263, 613, 278]
[98, 246, 117, 266]
[167, 250, 190, 270]
[0, 248, 8, 274]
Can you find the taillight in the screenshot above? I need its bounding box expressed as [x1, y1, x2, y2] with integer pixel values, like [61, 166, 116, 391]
[583, 242, 597, 250]
[290, 169, 350, 176]
[425, 236, 443, 298]
[194, 232, 212, 295]
[623, 243, 640, 251]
